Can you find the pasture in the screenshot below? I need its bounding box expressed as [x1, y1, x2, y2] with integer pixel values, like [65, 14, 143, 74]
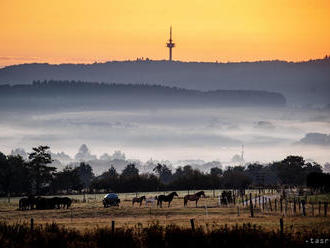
[0, 190, 329, 234]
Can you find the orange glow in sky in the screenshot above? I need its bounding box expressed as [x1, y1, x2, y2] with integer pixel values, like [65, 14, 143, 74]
[0, 0, 329, 67]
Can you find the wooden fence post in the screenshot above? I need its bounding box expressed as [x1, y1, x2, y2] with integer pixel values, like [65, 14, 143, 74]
[262, 197, 265, 211]
[285, 200, 288, 216]
[254, 195, 257, 209]
[30, 218, 34, 231]
[302, 200, 306, 216]
[275, 199, 277, 212]
[250, 193, 254, 217]
[111, 220, 115, 234]
[258, 195, 261, 208]
[324, 202, 328, 217]
[190, 219, 195, 231]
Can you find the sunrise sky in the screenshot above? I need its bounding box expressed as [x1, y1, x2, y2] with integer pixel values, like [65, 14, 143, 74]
[1, 0, 329, 67]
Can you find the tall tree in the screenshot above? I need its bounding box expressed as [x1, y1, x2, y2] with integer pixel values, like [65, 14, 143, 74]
[74, 162, 94, 188]
[52, 166, 82, 192]
[0, 152, 11, 197]
[121, 164, 139, 177]
[153, 163, 172, 184]
[28, 145, 56, 194]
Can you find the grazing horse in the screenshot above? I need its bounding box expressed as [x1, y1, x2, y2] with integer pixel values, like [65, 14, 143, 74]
[19, 197, 29, 210]
[157, 192, 178, 208]
[61, 197, 72, 209]
[145, 196, 157, 207]
[19, 196, 37, 210]
[132, 196, 146, 206]
[184, 191, 206, 207]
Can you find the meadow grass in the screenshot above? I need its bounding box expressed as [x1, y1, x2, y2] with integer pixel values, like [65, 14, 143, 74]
[0, 193, 329, 234]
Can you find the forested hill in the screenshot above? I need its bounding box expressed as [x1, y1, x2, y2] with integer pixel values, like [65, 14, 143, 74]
[0, 81, 286, 110]
[0, 58, 329, 105]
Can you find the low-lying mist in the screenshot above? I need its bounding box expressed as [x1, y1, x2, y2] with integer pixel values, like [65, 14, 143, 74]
[1, 105, 329, 174]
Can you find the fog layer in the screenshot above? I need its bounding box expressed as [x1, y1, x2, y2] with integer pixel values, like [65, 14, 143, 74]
[1, 106, 329, 168]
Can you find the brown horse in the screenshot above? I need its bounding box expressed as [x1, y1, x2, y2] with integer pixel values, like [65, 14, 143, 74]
[184, 191, 206, 207]
[157, 192, 178, 208]
[132, 196, 146, 206]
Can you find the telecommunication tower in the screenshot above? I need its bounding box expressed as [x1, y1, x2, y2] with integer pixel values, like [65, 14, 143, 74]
[241, 144, 245, 166]
[166, 26, 175, 61]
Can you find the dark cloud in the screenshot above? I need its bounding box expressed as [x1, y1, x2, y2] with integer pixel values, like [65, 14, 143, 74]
[298, 133, 330, 146]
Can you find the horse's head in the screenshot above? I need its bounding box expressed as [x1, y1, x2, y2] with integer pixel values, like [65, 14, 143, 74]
[200, 191, 206, 197]
[173, 192, 178, 197]
[142, 196, 146, 200]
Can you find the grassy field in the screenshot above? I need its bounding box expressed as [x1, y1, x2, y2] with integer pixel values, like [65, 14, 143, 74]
[0, 191, 329, 234]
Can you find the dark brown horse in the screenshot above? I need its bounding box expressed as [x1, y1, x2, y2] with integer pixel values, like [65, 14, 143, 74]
[132, 196, 146, 206]
[157, 192, 178, 208]
[184, 191, 205, 207]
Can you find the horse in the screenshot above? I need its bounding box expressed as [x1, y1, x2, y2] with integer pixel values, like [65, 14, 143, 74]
[145, 196, 157, 207]
[183, 191, 206, 207]
[132, 196, 146, 206]
[157, 192, 178, 208]
[19, 196, 37, 210]
[19, 197, 29, 210]
[61, 197, 72, 209]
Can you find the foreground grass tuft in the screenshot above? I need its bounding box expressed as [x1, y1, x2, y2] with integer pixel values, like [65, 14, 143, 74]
[1, 221, 328, 248]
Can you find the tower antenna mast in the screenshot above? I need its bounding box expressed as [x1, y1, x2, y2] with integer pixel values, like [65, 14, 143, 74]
[166, 26, 175, 61]
[241, 144, 245, 166]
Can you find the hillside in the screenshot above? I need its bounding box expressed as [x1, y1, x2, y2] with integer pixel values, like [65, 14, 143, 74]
[0, 58, 329, 105]
[0, 81, 286, 111]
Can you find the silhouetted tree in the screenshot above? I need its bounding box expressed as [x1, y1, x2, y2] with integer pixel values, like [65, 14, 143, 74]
[210, 167, 223, 177]
[306, 172, 330, 193]
[74, 162, 94, 188]
[269, 156, 322, 186]
[121, 164, 139, 177]
[223, 166, 252, 189]
[51, 166, 82, 192]
[28, 145, 56, 194]
[153, 163, 172, 184]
